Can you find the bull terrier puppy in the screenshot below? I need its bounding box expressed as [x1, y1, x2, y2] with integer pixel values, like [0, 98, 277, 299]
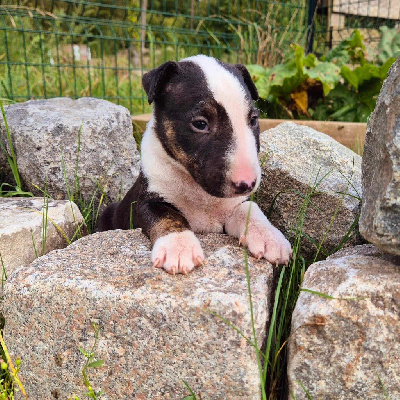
[97, 55, 292, 274]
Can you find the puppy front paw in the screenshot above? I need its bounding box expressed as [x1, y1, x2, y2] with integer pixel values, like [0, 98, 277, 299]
[240, 224, 292, 265]
[151, 230, 205, 275]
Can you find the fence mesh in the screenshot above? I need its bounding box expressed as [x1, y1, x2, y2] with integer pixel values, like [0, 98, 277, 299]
[0, 0, 399, 114]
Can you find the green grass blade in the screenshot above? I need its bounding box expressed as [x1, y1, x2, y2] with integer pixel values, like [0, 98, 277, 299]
[300, 288, 367, 301]
[263, 266, 285, 381]
[378, 374, 389, 400]
[297, 380, 313, 399]
[182, 380, 197, 400]
[0, 253, 7, 292]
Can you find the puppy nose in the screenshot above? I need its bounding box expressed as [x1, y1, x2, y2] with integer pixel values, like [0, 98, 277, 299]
[232, 179, 256, 195]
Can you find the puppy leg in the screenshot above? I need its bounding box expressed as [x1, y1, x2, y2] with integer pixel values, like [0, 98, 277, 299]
[96, 202, 118, 232]
[152, 230, 204, 275]
[225, 201, 292, 265]
[140, 202, 204, 275]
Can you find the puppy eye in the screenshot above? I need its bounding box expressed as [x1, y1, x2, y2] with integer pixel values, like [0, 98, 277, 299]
[191, 120, 208, 131]
[250, 115, 259, 127]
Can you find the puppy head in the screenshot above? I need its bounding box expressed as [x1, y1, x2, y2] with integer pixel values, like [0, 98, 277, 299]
[142, 55, 261, 198]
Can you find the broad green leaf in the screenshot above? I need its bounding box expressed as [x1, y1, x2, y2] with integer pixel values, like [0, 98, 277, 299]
[304, 53, 317, 68]
[268, 45, 307, 98]
[307, 62, 341, 95]
[379, 57, 396, 79]
[355, 63, 381, 86]
[341, 63, 380, 90]
[246, 64, 269, 82]
[341, 65, 359, 89]
[87, 360, 104, 368]
[254, 76, 272, 99]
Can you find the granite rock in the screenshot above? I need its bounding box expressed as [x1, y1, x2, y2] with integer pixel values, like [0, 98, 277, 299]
[3, 230, 274, 399]
[0, 98, 140, 202]
[0, 197, 84, 276]
[287, 244, 400, 399]
[258, 122, 363, 260]
[359, 57, 400, 255]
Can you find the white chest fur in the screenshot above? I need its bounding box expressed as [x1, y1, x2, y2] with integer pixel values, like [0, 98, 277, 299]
[141, 118, 247, 233]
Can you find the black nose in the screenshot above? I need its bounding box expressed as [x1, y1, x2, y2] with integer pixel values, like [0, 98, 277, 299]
[232, 180, 256, 195]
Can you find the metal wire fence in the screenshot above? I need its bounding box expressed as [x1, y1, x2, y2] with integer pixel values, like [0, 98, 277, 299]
[0, 0, 309, 113]
[0, 0, 399, 114]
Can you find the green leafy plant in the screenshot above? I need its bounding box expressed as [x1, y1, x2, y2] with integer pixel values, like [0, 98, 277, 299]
[248, 29, 398, 122]
[70, 323, 105, 400]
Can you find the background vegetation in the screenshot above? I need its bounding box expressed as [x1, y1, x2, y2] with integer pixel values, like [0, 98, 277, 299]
[3, 0, 398, 121]
[249, 28, 400, 122]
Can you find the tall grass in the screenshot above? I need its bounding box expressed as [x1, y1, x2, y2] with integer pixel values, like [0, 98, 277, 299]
[0, 100, 32, 197]
[60, 123, 106, 235]
[208, 157, 362, 399]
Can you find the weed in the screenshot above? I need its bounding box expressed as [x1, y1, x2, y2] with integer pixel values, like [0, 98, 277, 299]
[60, 123, 106, 235]
[70, 323, 105, 400]
[0, 100, 32, 197]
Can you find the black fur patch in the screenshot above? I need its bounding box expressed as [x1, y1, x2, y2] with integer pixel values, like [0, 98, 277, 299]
[97, 172, 190, 241]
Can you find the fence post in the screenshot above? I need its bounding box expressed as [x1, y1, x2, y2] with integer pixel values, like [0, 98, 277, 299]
[307, 0, 318, 54]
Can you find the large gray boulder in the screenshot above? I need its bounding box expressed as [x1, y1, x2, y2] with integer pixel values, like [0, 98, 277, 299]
[287, 244, 400, 399]
[359, 57, 400, 255]
[258, 122, 363, 260]
[3, 230, 273, 399]
[0, 98, 140, 202]
[0, 197, 84, 276]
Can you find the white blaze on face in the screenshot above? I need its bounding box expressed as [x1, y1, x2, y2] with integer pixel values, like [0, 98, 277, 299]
[183, 55, 261, 195]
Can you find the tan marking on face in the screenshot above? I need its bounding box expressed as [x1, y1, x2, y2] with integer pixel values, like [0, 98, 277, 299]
[149, 217, 187, 244]
[163, 120, 192, 168]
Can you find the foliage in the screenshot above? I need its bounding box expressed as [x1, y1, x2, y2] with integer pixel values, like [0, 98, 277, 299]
[377, 26, 400, 64]
[71, 323, 105, 400]
[248, 29, 398, 122]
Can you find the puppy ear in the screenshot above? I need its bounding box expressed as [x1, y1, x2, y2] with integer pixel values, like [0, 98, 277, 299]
[142, 61, 179, 104]
[234, 64, 259, 101]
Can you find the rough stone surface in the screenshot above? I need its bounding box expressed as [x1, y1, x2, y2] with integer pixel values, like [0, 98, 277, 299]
[359, 57, 400, 255]
[0, 98, 140, 202]
[258, 122, 363, 260]
[0, 197, 85, 276]
[3, 230, 274, 400]
[287, 244, 400, 399]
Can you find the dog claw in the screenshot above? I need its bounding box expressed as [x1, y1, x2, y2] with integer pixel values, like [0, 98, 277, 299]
[153, 258, 162, 268]
[195, 256, 204, 266]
